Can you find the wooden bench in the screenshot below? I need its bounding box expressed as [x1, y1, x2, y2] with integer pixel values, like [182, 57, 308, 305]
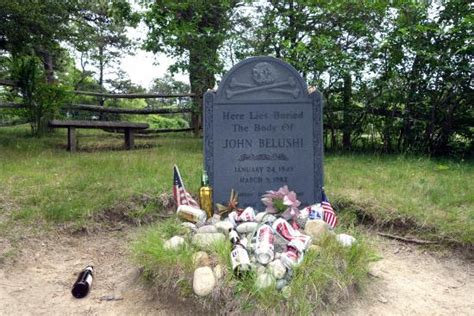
[49, 120, 149, 152]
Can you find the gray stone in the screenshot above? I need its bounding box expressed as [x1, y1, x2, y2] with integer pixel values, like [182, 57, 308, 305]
[164, 236, 185, 250]
[304, 219, 330, 243]
[192, 232, 226, 248]
[215, 220, 234, 234]
[193, 266, 216, 296]
[197, 225, 218, 234]
[204, 56, 324, 209]
[236, 222, 258, 234]
[268, 259, 286, 279]
[276, 279, 288, 290]
[255, 273, 275, 289]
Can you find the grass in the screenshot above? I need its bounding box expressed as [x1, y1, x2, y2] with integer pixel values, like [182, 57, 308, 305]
[0, 125, 202, 225]
[325, 154, 474, 244]
[0, 125, 472, 245]
[132, 218, 375, 314]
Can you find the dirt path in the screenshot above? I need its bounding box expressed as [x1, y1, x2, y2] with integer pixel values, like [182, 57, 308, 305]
[0, 229, 196, 316]
[342, 237, 473, 316]
[0, 229, 472, 315]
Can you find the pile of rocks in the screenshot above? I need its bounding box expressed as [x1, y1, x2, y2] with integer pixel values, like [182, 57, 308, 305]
[163, 207, 356, 297]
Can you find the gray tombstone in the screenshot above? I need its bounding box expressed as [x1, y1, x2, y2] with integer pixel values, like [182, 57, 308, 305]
[204, 56, 323, 209]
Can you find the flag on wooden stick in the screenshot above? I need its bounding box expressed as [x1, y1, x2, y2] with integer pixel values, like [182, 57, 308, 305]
[173, 165, 199, 208]
[322, 190, 337, 228]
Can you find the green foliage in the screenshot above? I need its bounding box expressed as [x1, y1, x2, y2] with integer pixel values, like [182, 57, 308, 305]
[0, 0, 76, 56]
[142, 0, 239, 94]
[148, 115, 189, 129]
[9, 56, 72, 136]
[249, 1, 472, 156]
[71, 0, 139, 90]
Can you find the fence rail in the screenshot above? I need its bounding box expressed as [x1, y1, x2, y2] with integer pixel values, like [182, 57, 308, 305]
[74, 90, 196, 99]
[63, 103, 192, 114]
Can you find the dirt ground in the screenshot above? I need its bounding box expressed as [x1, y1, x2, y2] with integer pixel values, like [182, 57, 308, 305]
[0, 228, 472, 316]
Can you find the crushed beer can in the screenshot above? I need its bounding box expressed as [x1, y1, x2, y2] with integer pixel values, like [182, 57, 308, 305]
[280, 239, 305, 268]
[272, 218, 312, 249]
[228, 206, 256, 227]
[177, 205, 207, 226]
[255, 224, 275, 265]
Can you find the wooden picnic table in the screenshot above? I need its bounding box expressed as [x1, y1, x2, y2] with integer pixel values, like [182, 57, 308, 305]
[48, 120, 149, 152]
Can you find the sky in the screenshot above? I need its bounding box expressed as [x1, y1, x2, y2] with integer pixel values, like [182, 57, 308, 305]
[119, 21, 189, 89]
[74, 21, 189, 90]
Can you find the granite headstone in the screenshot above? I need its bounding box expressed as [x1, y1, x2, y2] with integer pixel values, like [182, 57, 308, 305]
[204, 56, 323, 209]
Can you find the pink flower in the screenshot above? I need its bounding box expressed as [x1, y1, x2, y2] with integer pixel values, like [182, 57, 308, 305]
[261, 185, 301, 220]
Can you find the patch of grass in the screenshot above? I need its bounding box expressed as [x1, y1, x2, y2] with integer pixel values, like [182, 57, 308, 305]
[132, 218, 195, 288]
[325, 154, 474, 244]
[132, 218, 374, 314]
[0, 125, 202, 224]
[0, 126, 472, 245]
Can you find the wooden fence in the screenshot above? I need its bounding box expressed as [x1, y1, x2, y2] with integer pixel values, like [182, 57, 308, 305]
[0, 86, 200, 134]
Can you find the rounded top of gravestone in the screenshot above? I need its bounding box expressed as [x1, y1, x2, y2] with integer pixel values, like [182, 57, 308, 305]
[214, 56, 309, 103]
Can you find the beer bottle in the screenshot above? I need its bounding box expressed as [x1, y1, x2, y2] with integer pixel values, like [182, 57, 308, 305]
[229, 229, 251, 277]
[199, 170, 213, 218]
[71, 266, 94, 298]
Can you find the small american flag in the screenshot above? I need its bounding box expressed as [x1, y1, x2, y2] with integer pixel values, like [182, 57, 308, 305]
[322, 190, 337, 228]
[173, 165, 199, 208]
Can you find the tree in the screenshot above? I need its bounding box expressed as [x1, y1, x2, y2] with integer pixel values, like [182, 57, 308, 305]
[0, 0, 77, 82]
[142, 0, 239, 133]
[252, 1, 387, 149]
[71, 0, 139, 103]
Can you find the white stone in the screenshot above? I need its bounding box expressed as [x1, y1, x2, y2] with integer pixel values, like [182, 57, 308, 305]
[197, 225, 218, 234]
[255, 212, 266, 222]
[256, 264, 266, 276]
[180, 222, 197, 231]
[268, 259, 287, 279]
[213, 264, 224, 280]
[192, 232, 226, 248]
[336, 233, 356, 247]
[255, 273, 274, 289]
[236, 222, 258, 234]
[193, 266, 216, 296]
[215, 220, 234, 234]
[192, 251, 210, 266]
[164, 236, 185, 250]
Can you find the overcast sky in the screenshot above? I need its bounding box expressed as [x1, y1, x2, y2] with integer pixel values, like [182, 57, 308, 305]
[118, 22, 189, 89]
[73, 21, 189, 90]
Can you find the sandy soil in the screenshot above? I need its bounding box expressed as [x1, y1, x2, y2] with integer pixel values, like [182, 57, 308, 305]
[0, 229, 472, 316]
[340, 237, 473, 316]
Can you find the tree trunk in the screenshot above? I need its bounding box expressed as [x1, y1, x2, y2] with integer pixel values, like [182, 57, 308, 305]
[99, 46, 105, 107]
[189, 48, 216, 136]
[342, 73, 352, 150]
